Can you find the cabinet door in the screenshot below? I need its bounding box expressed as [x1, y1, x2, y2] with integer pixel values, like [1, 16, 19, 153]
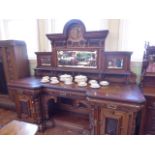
[17, 94, 42, 124]
[100, 108, 131, 135]
[17, 95, 32, 121]
[145, 97, 155, 134]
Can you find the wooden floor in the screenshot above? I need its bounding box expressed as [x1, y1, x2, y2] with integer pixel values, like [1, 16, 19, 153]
[0, 108, 81, 135]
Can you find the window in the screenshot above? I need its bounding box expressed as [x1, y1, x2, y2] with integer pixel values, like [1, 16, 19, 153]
[119, 19, 155, 61]
[4, 19, 38, 59]
[53, 18, 108, 33]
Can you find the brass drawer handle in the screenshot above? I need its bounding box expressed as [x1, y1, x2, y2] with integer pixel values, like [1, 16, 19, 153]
[107, 104, 117, 109]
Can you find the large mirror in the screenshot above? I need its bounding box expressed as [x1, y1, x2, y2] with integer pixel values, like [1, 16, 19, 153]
[57, 50, 97, 68]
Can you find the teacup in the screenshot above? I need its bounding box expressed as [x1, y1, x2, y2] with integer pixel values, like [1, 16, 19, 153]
[78, 81, 87, 87]
[50, 77, 58, 80]
[42, 76, 49, 79]
[51, 79, 59, 84]
[89, 80, 98, 84]
[41, 79, 49, 83]
[64, 80, 73, 85]
[90, 83, 100, 88]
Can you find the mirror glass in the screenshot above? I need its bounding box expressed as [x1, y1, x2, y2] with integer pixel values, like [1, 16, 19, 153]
[40, 56, 51, 66]
[107, 57, 124, 69]
[57, 51, 97, 68]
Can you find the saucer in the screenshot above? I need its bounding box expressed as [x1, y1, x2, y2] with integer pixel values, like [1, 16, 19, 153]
[89, 80, 98, 84]
[100, 81, 109, 86]
[50, 81, 59, 84]
[64, 82, 73, 85]
[40, 80, 49, 83]
[78, 83, 87, 87]
[90, 84, 100, 89]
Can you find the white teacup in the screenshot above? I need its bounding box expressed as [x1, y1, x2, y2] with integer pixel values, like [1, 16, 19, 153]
[42, 76, 49, 79]
[50, 77, 58, 80]
[51, 79, 59, 84]
[64, 80, 73, 85]
[78, 81, 87, 87]
[90, 83, 100, 88]
[89, 80, 98, 84]
[41, 79, 49, 83]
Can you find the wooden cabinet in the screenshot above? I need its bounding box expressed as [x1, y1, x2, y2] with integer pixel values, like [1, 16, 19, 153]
[8, 20, 145, 135]
[8, 77, 145, 134]
[0, 40, 30, 109]
[99, 108, 134, 135]
[88, 96, 144, 135]
[13, 88, 42, 128]
[142, 88, 155, 134]
[145, 98, 155, 134]
[140, 44, 155, 134]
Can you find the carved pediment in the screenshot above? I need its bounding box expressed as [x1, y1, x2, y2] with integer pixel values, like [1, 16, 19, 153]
[46, 19, 109, 49]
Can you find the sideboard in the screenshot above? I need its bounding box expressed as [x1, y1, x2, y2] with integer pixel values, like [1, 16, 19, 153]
[8, 77, 145, 134]
[8, 19, 145, 134]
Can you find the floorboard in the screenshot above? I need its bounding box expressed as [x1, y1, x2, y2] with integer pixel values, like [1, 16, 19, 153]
[0, 108, 81, 135]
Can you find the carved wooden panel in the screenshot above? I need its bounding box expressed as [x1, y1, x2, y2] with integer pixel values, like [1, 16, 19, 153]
[144, 96, 155, 134]
[15, 89, 42, 127]
[99, 108, 134, 135]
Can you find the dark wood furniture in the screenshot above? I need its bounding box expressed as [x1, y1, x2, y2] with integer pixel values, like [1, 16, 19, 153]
[8, 77, 145, 134]
[8, 19, 145, 134]
[0, 40, 30, 109]
[141, 44, 155, 134]
[0, 120, 38, 135]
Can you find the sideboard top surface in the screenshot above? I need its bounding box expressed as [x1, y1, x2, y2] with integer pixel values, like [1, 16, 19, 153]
[8, 77, 145, 104]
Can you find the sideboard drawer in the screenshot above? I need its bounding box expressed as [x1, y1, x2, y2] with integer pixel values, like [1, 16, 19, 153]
[44, 89, 85, 99]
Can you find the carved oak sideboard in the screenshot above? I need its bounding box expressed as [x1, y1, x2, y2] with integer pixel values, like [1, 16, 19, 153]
[8, 19, 145, 134]
[8, 77, 145, 134]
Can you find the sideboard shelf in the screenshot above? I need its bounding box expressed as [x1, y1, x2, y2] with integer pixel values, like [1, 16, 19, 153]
[53, 111, 89, 133]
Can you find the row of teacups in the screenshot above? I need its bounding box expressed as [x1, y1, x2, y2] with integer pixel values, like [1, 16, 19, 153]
[40, 76, 59, 84]
[41, 75, 109, 88]
[41, 74, 88, 85]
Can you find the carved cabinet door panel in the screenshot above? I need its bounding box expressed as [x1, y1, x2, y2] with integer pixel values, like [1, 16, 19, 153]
[17, 95, 32, 120]
[17, 94, 42, 125]
[144, 97, 155, 134]
[99, 108, 131, 135]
